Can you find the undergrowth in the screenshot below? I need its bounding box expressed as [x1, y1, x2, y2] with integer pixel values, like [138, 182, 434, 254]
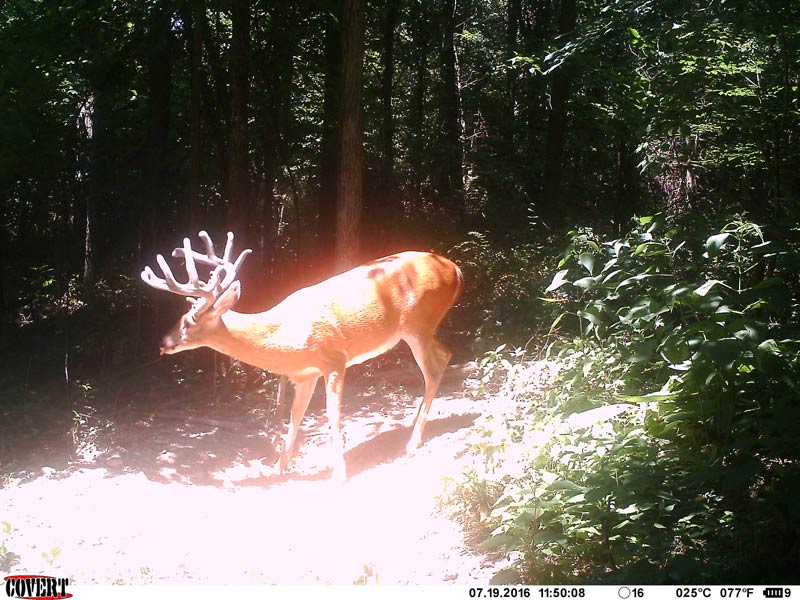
[445, 214, 800, 583]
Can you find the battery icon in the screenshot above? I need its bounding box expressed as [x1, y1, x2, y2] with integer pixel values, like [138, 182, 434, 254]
[764, 589, 784, 598]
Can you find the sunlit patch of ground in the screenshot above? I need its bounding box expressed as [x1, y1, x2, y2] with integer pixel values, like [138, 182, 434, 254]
[1, 378, 503, 584]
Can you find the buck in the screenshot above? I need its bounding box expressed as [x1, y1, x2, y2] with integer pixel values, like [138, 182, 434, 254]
[141, 231, 463, 480]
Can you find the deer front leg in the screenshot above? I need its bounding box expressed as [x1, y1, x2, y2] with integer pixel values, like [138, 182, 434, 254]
[324, 369, 347, 482]
[280, 376, 318, 473]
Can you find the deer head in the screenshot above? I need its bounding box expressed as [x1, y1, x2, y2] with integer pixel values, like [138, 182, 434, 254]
[141, 231, 252, 355]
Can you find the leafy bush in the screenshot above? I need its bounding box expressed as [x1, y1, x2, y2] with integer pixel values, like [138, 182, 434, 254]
[450, 231, 560, 350]
[449, 215, 800, 583]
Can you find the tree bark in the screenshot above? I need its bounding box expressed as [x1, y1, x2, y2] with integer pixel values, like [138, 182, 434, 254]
[505, 0, 521, 122]
[257, 1, 296, 272]
[317, 8, 341, 264]
[335, 0, 366, 272]
[614, 138, 638, 235]
[189, 0, 204, 231]
[139, 0, 173, 277]
[229, 0, 250, 236]
[540, 0, 576, 228]
[0, 212, 6, 313]
[83, 192, 96, 287]
[409, 0, 429, 210]
[80, 97, 99, 286]
[366, 0, 400, 250]
[379, 1, 398, 191]
[79, 93, 95, 286]
[519, 0, 550, 215]
[432, 0, 464, 218]
[202, 12, 230, 207]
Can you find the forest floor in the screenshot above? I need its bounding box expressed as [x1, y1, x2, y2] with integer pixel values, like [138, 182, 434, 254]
[0, 363, 509, 585]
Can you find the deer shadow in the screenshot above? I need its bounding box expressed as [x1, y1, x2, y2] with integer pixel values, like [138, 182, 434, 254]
[91, 379, 478, 489]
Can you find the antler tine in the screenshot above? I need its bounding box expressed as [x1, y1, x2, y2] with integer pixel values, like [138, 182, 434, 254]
[141, 263, 171, 292]
[183, 237, 200, 287]
[218, 247, 253, 290]
[142, 231, 251, 310]
[222, 231, 234, 263]
[156, 253, 185, 291]
[173, 231, 252, 291]
[172, 230, 221, 267]
[233, 247, 252, 272]
[140, 251, 216, 301]
[197, 230, 220, 263]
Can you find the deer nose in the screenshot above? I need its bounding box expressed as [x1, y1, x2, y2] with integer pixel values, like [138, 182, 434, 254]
[160, 331, 180, 355]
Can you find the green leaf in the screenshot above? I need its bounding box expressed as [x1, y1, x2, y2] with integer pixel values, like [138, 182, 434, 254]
[533, 531, 567, 544]
[573, 276, 599, 290]
[617, 391, 678, 402]
[480, 534, 517, 551]
[757, 339, 781, 355]
[548, 311, 569, 334]
[489, 568, 522, 585]
[694, 279, 722, 297]
[546, 269, 571, 292]
[616, 503, 639, 515]
[578, 252, 597, 274]
[578, 307, 603, 325]
[704, 233, 730, 257]
[547, 479, 587, 494]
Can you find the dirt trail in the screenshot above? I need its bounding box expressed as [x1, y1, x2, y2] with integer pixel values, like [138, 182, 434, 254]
[1, 377, 498, 584]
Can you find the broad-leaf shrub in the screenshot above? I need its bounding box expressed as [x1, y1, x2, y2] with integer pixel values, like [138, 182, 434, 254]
[450, 231, 560, 349]
[449, 215, 800, 583]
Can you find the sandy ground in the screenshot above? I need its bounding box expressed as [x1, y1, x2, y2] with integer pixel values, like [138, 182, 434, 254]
[1, 375, 500, 585]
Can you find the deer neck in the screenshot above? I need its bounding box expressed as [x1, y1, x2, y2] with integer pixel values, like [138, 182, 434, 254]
[206, 310, 285, 372]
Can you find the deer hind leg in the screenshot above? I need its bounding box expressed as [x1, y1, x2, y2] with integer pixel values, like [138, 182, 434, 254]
[280, 376, 318, 473]
[324, 369, 347, 482]
[404, 335, 452, 454]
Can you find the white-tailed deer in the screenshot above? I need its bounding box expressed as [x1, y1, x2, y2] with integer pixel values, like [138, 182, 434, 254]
[141, 231, 463, 480]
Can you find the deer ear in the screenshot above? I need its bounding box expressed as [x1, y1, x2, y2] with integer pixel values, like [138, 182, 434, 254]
[211, 280, 241, 315]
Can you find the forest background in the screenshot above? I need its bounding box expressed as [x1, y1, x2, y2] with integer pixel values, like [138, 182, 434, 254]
[1, 0, 799, 583]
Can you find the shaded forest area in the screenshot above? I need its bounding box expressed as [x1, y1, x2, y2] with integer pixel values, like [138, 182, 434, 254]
[2, 0, 797, 361]
[2, 0, 800, 583]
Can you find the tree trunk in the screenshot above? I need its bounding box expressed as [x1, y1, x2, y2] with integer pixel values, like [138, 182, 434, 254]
[79, 90, 98, 287]
[229, 0, 250, 236]
[432, 0, 464, 218]
[189, 0, 204, 231]
[614, 138, 637, 235]
[83, 193, 96, 287]
[317, 8, 341, 264]
[505, 0, 521, 123]
[335, 0, 366, 272]
[203, 13, 230, 209]
[409, 0, 429, 211]
[366, 0, 400, 251]
[77, 87, 99, 288]
[145, 0, 173, 245]
[379, 1, 398, 191]
[540, 0, 576, 228]
[257, 1, 297, 273]
[520, 0, 551, 212]
[0, 214, 6, 313]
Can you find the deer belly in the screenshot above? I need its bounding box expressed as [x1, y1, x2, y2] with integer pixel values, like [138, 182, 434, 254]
[345, 334, 401, 367]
